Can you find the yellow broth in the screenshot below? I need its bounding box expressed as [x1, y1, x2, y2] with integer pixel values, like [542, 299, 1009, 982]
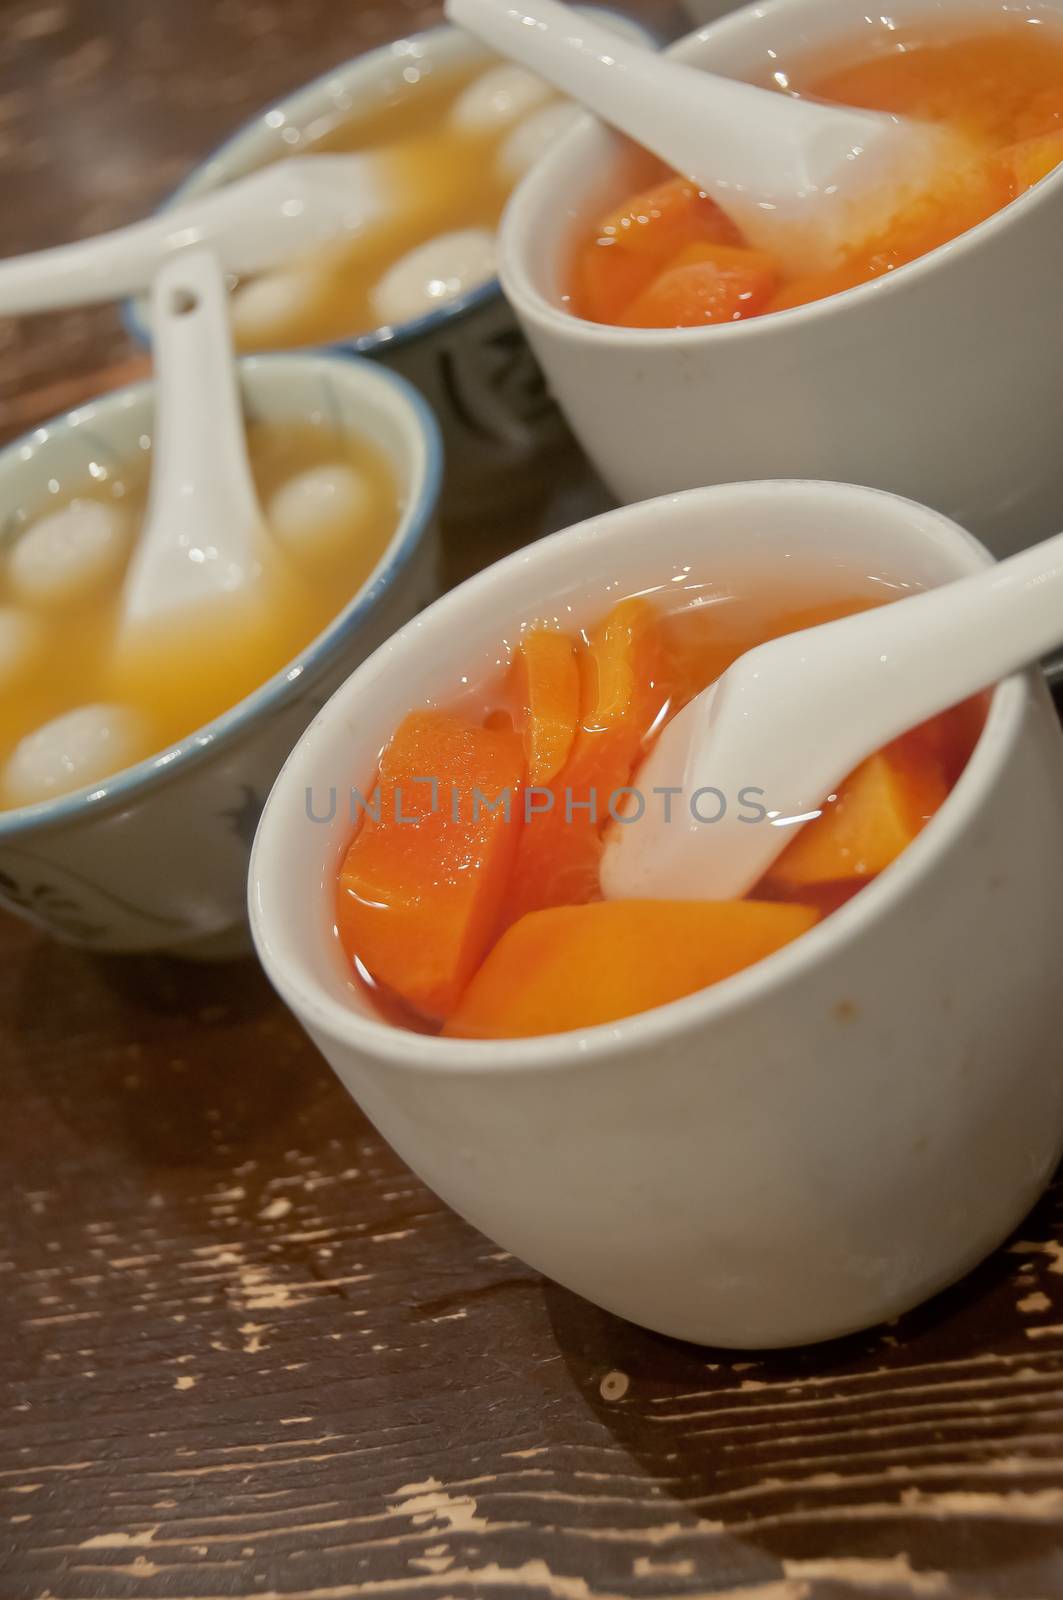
[0, 420, 399, 808]
[232, 60, 559, 349]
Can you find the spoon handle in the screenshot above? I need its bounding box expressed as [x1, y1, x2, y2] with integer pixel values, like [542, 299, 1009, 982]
[0, 158, 379, 315]
[120, 248, 268, 627]
[0, 213, 192, 315]
[880, 526, 1063, 711]
[772, 526, 1063, 769]
[143, 249, 263, 543]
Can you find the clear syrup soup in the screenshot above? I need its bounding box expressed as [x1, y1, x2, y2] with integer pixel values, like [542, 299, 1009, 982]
[0, 420, 398, 811]
[567, 17, 1063, 328]
[333, 582, 987, 1041]
[229, 56, 569, 350]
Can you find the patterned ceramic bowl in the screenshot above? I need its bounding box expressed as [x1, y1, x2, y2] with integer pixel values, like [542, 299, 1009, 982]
[0, 352, 441, 958]
[124, 10, 654, 519]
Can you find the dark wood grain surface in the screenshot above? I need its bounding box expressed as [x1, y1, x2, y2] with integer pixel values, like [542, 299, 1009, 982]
[5, 3, 1063, 1597]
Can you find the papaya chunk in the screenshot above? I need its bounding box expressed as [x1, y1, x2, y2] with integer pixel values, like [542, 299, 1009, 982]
[852, 158, 1010, 277]
[1014, 86, 1063, 141]
[576, 240, 659, 325]
[445, 899, 818, 1039]
[764, 262, 868, 315]
[997, 130, 1063, 196]
[594, 176, 741, 259]
[759, 878, 869, 919]
[575, 177, 742, 323]
[767, 743, 948, 889]
[337, 711, 524, 1020]
[770, 159, 1008, 314]
[501, 598, 677, 927]
[619, 243, 777, 328]
[581, 595, 674, 738]
[510, 627, 581, 786]
[889, 695, 987, 788]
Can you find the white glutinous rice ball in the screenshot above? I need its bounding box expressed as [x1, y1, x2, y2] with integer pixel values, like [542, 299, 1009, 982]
[4, 704, 149, 807]
[231, 266, 322, 345]
[9, 499, 130, 609]
[450, 65, 553, 134]
[497, 101, 584, 183]
[370, 229, 497, 326]
[0, 608, 41, 691]
[267, 464, 374, 567]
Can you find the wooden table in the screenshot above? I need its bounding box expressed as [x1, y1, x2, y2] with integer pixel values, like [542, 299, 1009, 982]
[5, 4, 1063, 1596]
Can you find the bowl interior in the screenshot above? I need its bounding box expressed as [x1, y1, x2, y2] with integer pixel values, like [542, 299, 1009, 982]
[504, 0, 1063, 316]
[250, 479, 1009, 1056]
[0, 351, 441, 836]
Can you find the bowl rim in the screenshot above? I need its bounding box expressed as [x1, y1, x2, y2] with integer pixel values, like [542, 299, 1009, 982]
[0, 349, 443, 839]
[121, 6, 658, 359]
[499, 0, 1063, 347]
[249, 478, 1028, 1073]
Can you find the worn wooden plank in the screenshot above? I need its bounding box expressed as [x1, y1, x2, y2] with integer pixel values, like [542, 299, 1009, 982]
[4, 919, 1063, 1598]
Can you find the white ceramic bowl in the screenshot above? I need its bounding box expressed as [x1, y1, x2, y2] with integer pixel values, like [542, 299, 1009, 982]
[125, 9, 653, 517]
[0, 353, 441, 958]
[500, 0, 1063, 556]
[250, 479, 1063, 1348]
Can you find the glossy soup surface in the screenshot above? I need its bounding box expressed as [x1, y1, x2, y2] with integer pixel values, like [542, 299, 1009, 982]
[569, 18, 1063, 329]
[232, 58, 568, 350]
[0, 420, 398, 810]
[335, 584, 985, 1040]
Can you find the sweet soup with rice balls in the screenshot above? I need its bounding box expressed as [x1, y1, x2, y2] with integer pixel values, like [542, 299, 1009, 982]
[0, 421, 399, 810]
[230, 58, 579, 350]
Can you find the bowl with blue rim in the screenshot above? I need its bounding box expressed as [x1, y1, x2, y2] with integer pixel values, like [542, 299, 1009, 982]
[124, 8, 656, 518]
[0, 351, 441, 958]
